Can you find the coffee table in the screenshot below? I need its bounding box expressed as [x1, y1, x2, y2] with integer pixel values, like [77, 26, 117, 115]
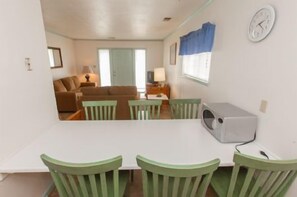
[147, 94, 169, 110]
[147, 94, 168, 100]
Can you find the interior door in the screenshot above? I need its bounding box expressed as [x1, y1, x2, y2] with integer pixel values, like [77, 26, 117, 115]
[110, 49, 135, 86]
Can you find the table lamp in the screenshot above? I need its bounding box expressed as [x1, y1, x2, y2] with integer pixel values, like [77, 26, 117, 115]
[81, 65, 94, 82]
[154, 67, 166, 97]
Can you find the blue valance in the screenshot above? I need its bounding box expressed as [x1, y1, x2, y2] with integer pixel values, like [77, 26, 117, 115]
[179, 22, 216, 55]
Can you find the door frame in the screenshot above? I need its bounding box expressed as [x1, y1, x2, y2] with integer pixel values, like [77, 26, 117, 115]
[97, 48, 147, 88]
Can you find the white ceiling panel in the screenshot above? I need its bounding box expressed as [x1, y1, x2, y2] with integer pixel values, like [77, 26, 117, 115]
[40, 0, 209, 40]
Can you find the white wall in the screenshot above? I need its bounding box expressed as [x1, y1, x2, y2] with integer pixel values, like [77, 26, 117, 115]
[164, 0, 297, 195]
[74, 40, 164, 84]
[45, 32, 78, 80]
[0, 0, 57, 196]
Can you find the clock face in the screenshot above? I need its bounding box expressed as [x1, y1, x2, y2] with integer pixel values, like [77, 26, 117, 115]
[248, 5, 276, 42]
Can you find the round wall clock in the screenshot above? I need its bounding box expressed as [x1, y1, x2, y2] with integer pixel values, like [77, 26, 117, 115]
[248, 5, 276, 42]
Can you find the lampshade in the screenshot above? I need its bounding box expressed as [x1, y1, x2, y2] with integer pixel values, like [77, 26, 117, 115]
[154, 67, 166, 82]
[81, 65, 94, 74]
[82, 65, 94, 82]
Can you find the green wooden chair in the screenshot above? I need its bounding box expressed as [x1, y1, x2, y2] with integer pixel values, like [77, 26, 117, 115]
[210, 152, 297, 197]
[82, 100, 117, 120]
[169, 99, 201, 119]
[136, 155, 220, 197]
[128, 100, 162, 120]
[40, 154, 129, 197]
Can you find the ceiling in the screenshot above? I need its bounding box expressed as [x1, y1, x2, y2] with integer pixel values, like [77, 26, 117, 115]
[40, 0, 209, 40]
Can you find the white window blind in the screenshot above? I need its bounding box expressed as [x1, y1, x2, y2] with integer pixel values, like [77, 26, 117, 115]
[182, 52, 211, 83]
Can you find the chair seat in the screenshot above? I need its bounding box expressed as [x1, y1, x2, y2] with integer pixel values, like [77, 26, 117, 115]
[211, 167, 249, 197]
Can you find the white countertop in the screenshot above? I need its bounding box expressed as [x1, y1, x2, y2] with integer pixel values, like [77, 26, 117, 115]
[0, 119, 277, 174]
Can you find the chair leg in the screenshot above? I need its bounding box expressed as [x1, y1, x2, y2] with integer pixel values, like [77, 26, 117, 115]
[42, 181, 55, 197]
[130, 170, 134, 182]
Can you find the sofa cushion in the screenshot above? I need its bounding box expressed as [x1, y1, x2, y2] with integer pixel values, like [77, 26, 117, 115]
[81, 87, 109, 95]
[61, 77, 76, 91]
[109, 86, 137, 95]
[53, 80, 67, 92]
[72, 76, 81, 89]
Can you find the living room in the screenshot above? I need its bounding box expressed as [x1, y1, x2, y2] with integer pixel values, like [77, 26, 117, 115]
[47, 32, 165, 119]
[1, 0, 297, 196]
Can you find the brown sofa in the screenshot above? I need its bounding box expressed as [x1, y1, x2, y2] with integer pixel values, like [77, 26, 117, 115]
[53, 76, 95, 112]
[78, 86, 139, 120]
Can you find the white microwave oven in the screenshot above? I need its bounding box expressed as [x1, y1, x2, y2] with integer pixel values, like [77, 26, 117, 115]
[201, 103, 257, 143]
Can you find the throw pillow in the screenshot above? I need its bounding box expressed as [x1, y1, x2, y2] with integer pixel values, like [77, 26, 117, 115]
[53, 80, 67, 92]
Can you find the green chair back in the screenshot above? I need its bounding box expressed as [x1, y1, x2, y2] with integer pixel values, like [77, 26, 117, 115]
[82, 100, 117, 120]
[211, 152, 297, 197]
[136, 155, 220, 197]
[128, 100, 162, 120]
[169, 99, 201, 119]
[40, 154, 128, 197]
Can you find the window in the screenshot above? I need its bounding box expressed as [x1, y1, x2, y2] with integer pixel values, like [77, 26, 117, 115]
[182, 52, 211, 83]
[179, 22, 215, 84]
[134, 49, 146, 92]
[98, 49, 111, 86]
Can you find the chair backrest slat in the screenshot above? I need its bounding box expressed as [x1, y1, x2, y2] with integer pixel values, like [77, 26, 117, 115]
[248, 171, 270, 196]
[239, 168, 255, 196]
[172, 177, 180, 197]
[259, 171, 279, 195]
[190, 176, 202, 197]
[198, 173, 214, 196]
[82, 100, 117, 120]
[169, 99, 201, 119]
[78, 175, 89, 197]
[142, 170, 149, 197]
[162, 175, 169, 197]
[58, 172, 73, 196]
[181, 177, 191, 196]
[226, 152, 297, 197]
[100, 173, 108, 197]
[49, 169, 67, 197]
[41, 154, 123, 197]
[266, 171, 289, 196]
[153, 173, 159, 197]
[136, 155, 220, 197]
[67, 174, 80, 197]
[113, 170, 119, 197]
[88, 175, 98, 197]
[274, 171, 297, 196]
[128, 100, 162, 120]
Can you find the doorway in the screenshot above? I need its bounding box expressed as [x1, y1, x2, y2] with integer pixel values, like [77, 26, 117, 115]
[98, 49, 146, 92]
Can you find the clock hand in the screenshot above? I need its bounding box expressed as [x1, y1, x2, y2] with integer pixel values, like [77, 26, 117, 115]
[257, 20, 265, 29]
